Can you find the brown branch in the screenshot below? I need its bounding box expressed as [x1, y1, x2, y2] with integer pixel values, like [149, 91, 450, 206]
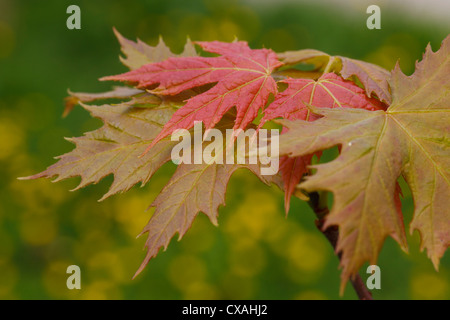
[307, 191, 373, 300]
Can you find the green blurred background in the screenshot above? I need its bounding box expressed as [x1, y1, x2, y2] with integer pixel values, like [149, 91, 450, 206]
[0, 0, 448, 300]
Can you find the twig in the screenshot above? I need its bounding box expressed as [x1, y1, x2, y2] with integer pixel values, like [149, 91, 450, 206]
[307, 191, 373, 300]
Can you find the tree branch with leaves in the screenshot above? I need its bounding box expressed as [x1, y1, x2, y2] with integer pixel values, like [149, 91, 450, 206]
[21, 30, 450, 299]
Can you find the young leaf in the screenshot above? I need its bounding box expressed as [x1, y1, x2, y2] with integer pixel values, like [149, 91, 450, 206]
[64, 86, 146, 117]
[136, 157, 280, 277]
[21, 102, 179, 201]
[277, 49, 391, 103]
[101, 41, 283, 151]
[277, 36, 450, 290]
[22, 103, 281, 277]
[113, 28, 197, 70]
[23, 34, 283, 277]
[261, 73, 386, 211]
[277, 49, 329, 70]
[262, 73, 386, 122]
[338, 56, 391, 104]
[133, 109, 282, 276]
[63, 29, 197, 117]
[278, 155, 312, 213]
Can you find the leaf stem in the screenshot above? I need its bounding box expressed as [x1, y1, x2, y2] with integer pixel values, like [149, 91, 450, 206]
[307, 191, 373, 300]
[323, 56, 339, 74]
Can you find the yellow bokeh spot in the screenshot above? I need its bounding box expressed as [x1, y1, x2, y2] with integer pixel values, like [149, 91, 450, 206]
[168, 254, 207, 291]
[114, 194, 153, 238]
[87, 251, 127, 284]
[10, 178, 68, 214]
[183, 282, 219, 299]
[282, 232, 329, 284]
[229, 240, 266, 278]
[81, 280, 122, 300]
[287, 233, 328, 273]
[43, 260, 80, 299]
[265, 220, 303, 257]
[224, 190, 278, 242]
[411, 272, 448, 299]
[73, 230, 113, 262]
[0, 117, 25, 160]
[72, 200, 113, 236]
[19, 213, 57, 246]
[295, 290, 327, 300]
[180, 215, 216, 253]
[0, 260, 18, 298]
[221, 272, 256, 299]
[6, 152, 33, 177]
[219, 20, 241, 40]
[114, 246, 145, 278]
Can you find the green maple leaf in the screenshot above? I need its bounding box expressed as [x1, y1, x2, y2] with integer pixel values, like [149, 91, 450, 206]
[113, 27, 197, 70]
[22, 31, 282, 276]
[21, 101, 179, 200]
[277, 35, 450, 290]
[135, 115, 281, 277]
[22, 101, 281, 276]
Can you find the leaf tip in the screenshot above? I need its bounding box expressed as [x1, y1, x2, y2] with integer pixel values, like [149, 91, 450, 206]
[132, 263, 146, 280]
[431, 255, 440, 272]
[339, 277, 348, 297]
[283, 192, 291, 216]
[208, 215, 219, 227]
[17, 171, 46, 181]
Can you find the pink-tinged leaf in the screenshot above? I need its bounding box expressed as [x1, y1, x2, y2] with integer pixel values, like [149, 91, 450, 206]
[261, 73, 386, 211]
[276, 48, 392, 104]
[101, 41, 283, 152]
[262, 73, 386, 123]
[279, 155, 312, 214]
[277, 35, 450, 292]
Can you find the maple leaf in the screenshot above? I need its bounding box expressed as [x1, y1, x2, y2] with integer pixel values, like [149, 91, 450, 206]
[262, 73, 386, 122]
[277, 49, 391, 103]
[338, 56, 391, 104]
[277, 49, 330, 69]
[23, 33, 283, 276]
[20, 101, 179, 201]
[63, 86, 147, 117]
[135, 138, 281, 277]
[277, 36, 450, 291]
[23, 31, 204, 199]
[277, 155, 312, 212]
[113, 27, 197, 70]
[63, 29, 196, 117]
[260, 73, 386, 212]
[101, 41, 283, 152]
[22, 102, 281, 279]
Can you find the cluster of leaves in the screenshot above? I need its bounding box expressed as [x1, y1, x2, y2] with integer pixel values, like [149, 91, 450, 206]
[23, 29, 449, 291]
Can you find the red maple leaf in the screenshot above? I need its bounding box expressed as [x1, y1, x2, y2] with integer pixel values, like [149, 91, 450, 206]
[102, 41, 283, 153]
[261, 73, 387, 211]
